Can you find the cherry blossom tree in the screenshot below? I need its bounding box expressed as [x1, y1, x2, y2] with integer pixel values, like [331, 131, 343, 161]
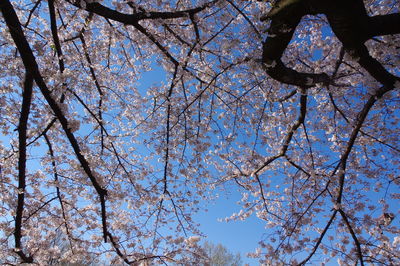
[0, 0, 399, 264]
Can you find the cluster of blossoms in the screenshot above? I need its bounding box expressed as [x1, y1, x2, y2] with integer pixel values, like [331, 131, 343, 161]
[0, 0, 399, 264]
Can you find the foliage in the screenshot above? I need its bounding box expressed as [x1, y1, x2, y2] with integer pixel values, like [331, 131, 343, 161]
[202, 241, 242, 266]
[171, 241, 242, 266]
[0, 0, 399, 265]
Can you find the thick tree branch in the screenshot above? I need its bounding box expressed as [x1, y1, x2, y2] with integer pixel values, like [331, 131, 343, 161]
[325, 5, 399, 87]
[346, 44, 399, 87]
[69, 0, 218, 24]
[262, 59, 331, 87]
[367, 13, 400, 38]
[262, 1, 330, 87]
[262, 0, 400, 88]
[1, 0, 108, 242]
[49, 0, 65, 73]
[14, 71, 34, 263]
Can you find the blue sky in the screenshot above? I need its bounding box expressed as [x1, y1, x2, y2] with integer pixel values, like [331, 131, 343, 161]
[137, 60, 266, 265]
[195, 189, 266, 265]
[2, 2, 399, 264]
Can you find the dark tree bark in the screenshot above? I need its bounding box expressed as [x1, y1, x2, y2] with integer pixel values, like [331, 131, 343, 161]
[261, 0, 400, 88]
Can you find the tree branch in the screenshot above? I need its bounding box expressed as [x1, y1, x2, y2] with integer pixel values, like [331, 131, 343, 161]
[338, 209, 365, 266]
[14, 71, 34, 263]
[68, 0, 218, 24]
[1, 0, 108, 242]
[367, 13, 400, 38]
